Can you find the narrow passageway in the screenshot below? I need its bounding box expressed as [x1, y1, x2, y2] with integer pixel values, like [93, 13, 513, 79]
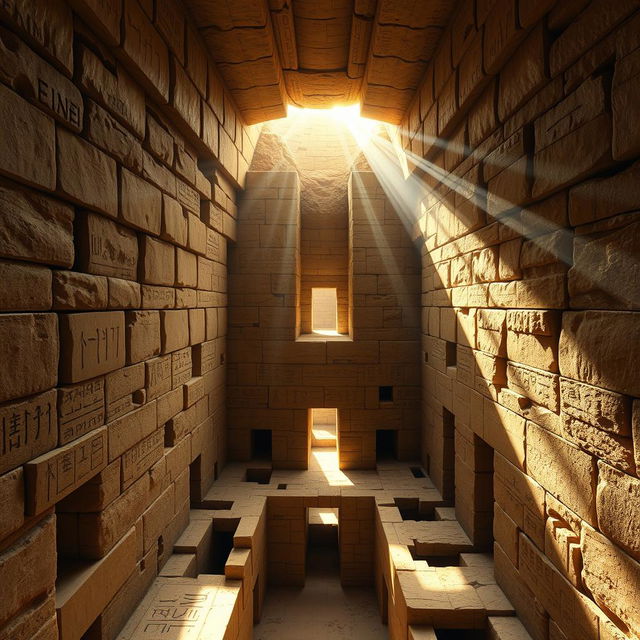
[254, 545, 388, 640]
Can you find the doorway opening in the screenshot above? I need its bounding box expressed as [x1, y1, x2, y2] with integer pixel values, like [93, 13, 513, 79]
[307, 507, 340, 574]
[376, 429, 397, 462]
[251, 428, 272, 461]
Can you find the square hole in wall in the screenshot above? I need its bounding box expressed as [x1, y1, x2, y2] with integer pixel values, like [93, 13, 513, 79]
[251, 428, 272, 461]
[312, 287, 338, 334]
[445, 341, 457, 367]
[376, 429, 397, 461]
[379, 385, 393, 403]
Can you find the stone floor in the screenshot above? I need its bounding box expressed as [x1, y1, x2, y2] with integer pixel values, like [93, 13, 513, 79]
[253, 545, 388, 640]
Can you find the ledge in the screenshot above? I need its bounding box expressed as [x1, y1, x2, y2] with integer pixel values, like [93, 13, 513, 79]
[296, 333, 352, 343]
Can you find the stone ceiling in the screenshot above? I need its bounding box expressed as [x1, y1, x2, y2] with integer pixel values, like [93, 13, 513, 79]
[186, 0, 456, 124]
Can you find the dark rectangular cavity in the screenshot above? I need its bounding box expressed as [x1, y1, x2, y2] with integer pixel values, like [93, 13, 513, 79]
[251, 428, 272, 461]
[376, 429, 397, 461]
[378, 385, 393, 403]
[246, 468, 272, 484]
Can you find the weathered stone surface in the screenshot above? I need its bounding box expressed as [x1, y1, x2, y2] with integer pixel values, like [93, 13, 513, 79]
[57, 128, 118, 216]
[59, 312, 125, 383]
[86, 100, 143, 172]
[506, 310, 559, 372]
[507, 362, 559, 412]
[569, 220, 640, 310]
[125, 310, 161, 364]
[559, 311, 640, 397]
[146, 355, 172, 400]
[526, 422, 596, 525]
[613, 48, 640, 161]
[25, 426, 107, 514]
[121, 427, 163, 489]
[560, 377, 631, 436]
[0, 26, 83, 131]
[0, 389, 57, 475]
[596, 462, 640, 561]
[58, 378, 105, 445]
[0, 83, 55, 190]
[53, 270, 109, 310]
[120, 169, 162, 235]
[176, 248, 198, 288]
[0, 467, 24, 541]
[68, 0, 122, 46]
[581, 523, 640, 636]
[0, 516, 56, 628]
[170, 59, 200, 135]
[0, 314, 58, 403]
[161, 309, 190, 353]
[0, 260, 51, 311]
[108, 277, 142, 309]
[77, 44, 145, 138]
[76, 212, 138, 281]
[107, 400, 157, 462]
[139, 235, 175, 285]
[0, 180, 74, 267]
[161, 194, 188, 247]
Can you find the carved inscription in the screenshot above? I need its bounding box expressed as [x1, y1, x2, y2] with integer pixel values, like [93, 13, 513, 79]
[25, 426, 107, 514]
[172, 348, 192, 388]
[146, 355, 172, 400]
[121, 427, 163, 488]
[0, 389, 57, 474]
[58, 378, 105, 445]
[176, 180, 200, 215]
[193, 340, 217, 376]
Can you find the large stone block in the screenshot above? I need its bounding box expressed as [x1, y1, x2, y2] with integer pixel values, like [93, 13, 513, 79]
[581, 523, 640, 637]
[59, 311, 125, 383]
[0, 516, 56, 627]
[0, 83, 55, 190]
[507, 362, 559, 412]
[58, 378, 105, 445]
[0, 313, 58, 403]
[107, 400, 157, 462]
[559, 311, 640, 397]
[57, 128, 118, 216]
[139, 235, 175, 285]
[161, 309, 190, 354]
[0, 467, 24, 541]
[24, 426, 107, 514]
[120, 169, 162, 235]
[526, 422, 596, 525]
[53, 270, 108, 310]
[0, 260, 52, 311]
[613, 49, 640, 161]
[0, 389, 57, 475]
[125, 310, 161, 364]
[506, 310, 559, 372]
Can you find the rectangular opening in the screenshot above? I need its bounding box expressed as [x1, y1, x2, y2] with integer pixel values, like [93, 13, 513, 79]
[376, 429, 397, 461]
[378, 385, 393, 403]
[443, 408, 456, 503]
[311, 408, 338, 446]
[277, 483, 287, 490]
[410, 465, 426, 478]
[251, 428, 272, 461]
[307, 507, 339, 576]
[445, 341, 457, 367]
[245, 468, 272, 484]
[189, 455, 201, 504]
[410, 549, 462, 566]
[210, 529, 235, 574]
[311, 287, 338, 334]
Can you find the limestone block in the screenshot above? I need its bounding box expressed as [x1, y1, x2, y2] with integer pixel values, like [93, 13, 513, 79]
[155, 0, 185, 62]
[559, 311, 640, 397]
[141, 284, 175, 309]
[57, 128, 118, 216]
[506, 310, 559, 372]
[569, 220, 640, 310]
[146, 114, 174, 165]
[0, 180, 74, 267]
[488, 616, 534, 640]
[0, 313, 58, 403]
[170, 59, 200, 135]
[146, 355, 172, 400]
[125, 310, 161, 364]
[86, 100, 143, 172]
[121, 0, 170, 102]
[189, 308, 206, 345]
[596, 461, 640, 561]
[476, 309, 506, 356]
[58, 378, 105, 445]
[176, 248, 198, 287]
[59, 312, 124, 385]
[0, 260, 51, 311]
[172, 347, 192, 388]
[0, 516, 56, 627]
[161, 309, 190, 354]
[77, 212, 138, 281]
[581, 523, 640, 637]
[526, 422, 596, 525]
[139, 235, 175, 286]
[53, 270, 109, 310]
[0, 25, 83, 131]
[177, 179, 200, 215]
[483, 399, 526, 469]
[108, 277, 142, 309]
[193, 340, 218, 375]
[56, 526, 137, 640]
[77, 44, 145, 138]
[0, 83, 55, 190]
[107, 400, 157, 462]
[143, 150, 177, 195]
[121, 169, 162, 235]
[25, 426, 107, 514]
[121, 427, 164, 489]
[188, 213, 208, 255]
[483, 0, 524, 74]
[507, 362, 559, 412]
[67, 0, 122, 46]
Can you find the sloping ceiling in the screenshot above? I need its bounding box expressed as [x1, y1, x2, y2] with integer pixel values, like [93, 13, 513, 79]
[186, 0, 456, 124]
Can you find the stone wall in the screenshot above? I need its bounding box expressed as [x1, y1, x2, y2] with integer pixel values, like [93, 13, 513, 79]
[402, 1, 640, 639]
[0, 0, 256, 638]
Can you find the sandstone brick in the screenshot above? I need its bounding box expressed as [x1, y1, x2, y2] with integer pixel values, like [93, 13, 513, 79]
[161, 309, 190, 354]
[468, 81, 497, 149]
[77, 212, 138, 281]
[139, 235, 175, 286]
[170, 58, 200, 135]
[0, 25, 83, 131]
[121, 0, 170, 102]
[53, 270, 108, 310]
[0, 180, 74, 267]
[189, 308, 206, 345]
[146, 355, 172, 400]
[58, 378, 105, 445]
[506, 310, 559, 371]
[59, 311, 125, 384]
[86, 100, 143, 173]
[68, 0, 122, 46]
[569, 219, 640, 310]
[581, 523, 640, 637]
[77, 44, 146, 138]
[0, 466, 24, 541]
[507, 362, 559, 412]
[25, 426, 107, 514]
[161, 194, 188, 247]
[121, 427, 164, 489]
[125, 310, 161, 364]
[0, 260, 51, 311]
[121, 169, 162, 235]
[0, 516, 56, 627]
[526, 422, 596, 524]
[0, 314, 58, 403]
[107, 400, 157, 462]
[188, 213, 208, 255]
[559, 311, 640, 397]
[483, 0, 524, 75]
[613, 49, 640, 161]
[175, 248, 198, 288]
[108, 277, 142, 309]
[0, 83, 55, 191]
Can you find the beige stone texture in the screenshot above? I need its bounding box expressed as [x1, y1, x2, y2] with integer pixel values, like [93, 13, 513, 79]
[0, 260, 52, 311]
[53, 271, 109, 310]
[125, 310, 161, 364]
[161, 309, 190, 354]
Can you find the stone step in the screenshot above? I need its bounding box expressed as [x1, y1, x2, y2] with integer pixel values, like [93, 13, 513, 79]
[311, 427, 337, 447]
